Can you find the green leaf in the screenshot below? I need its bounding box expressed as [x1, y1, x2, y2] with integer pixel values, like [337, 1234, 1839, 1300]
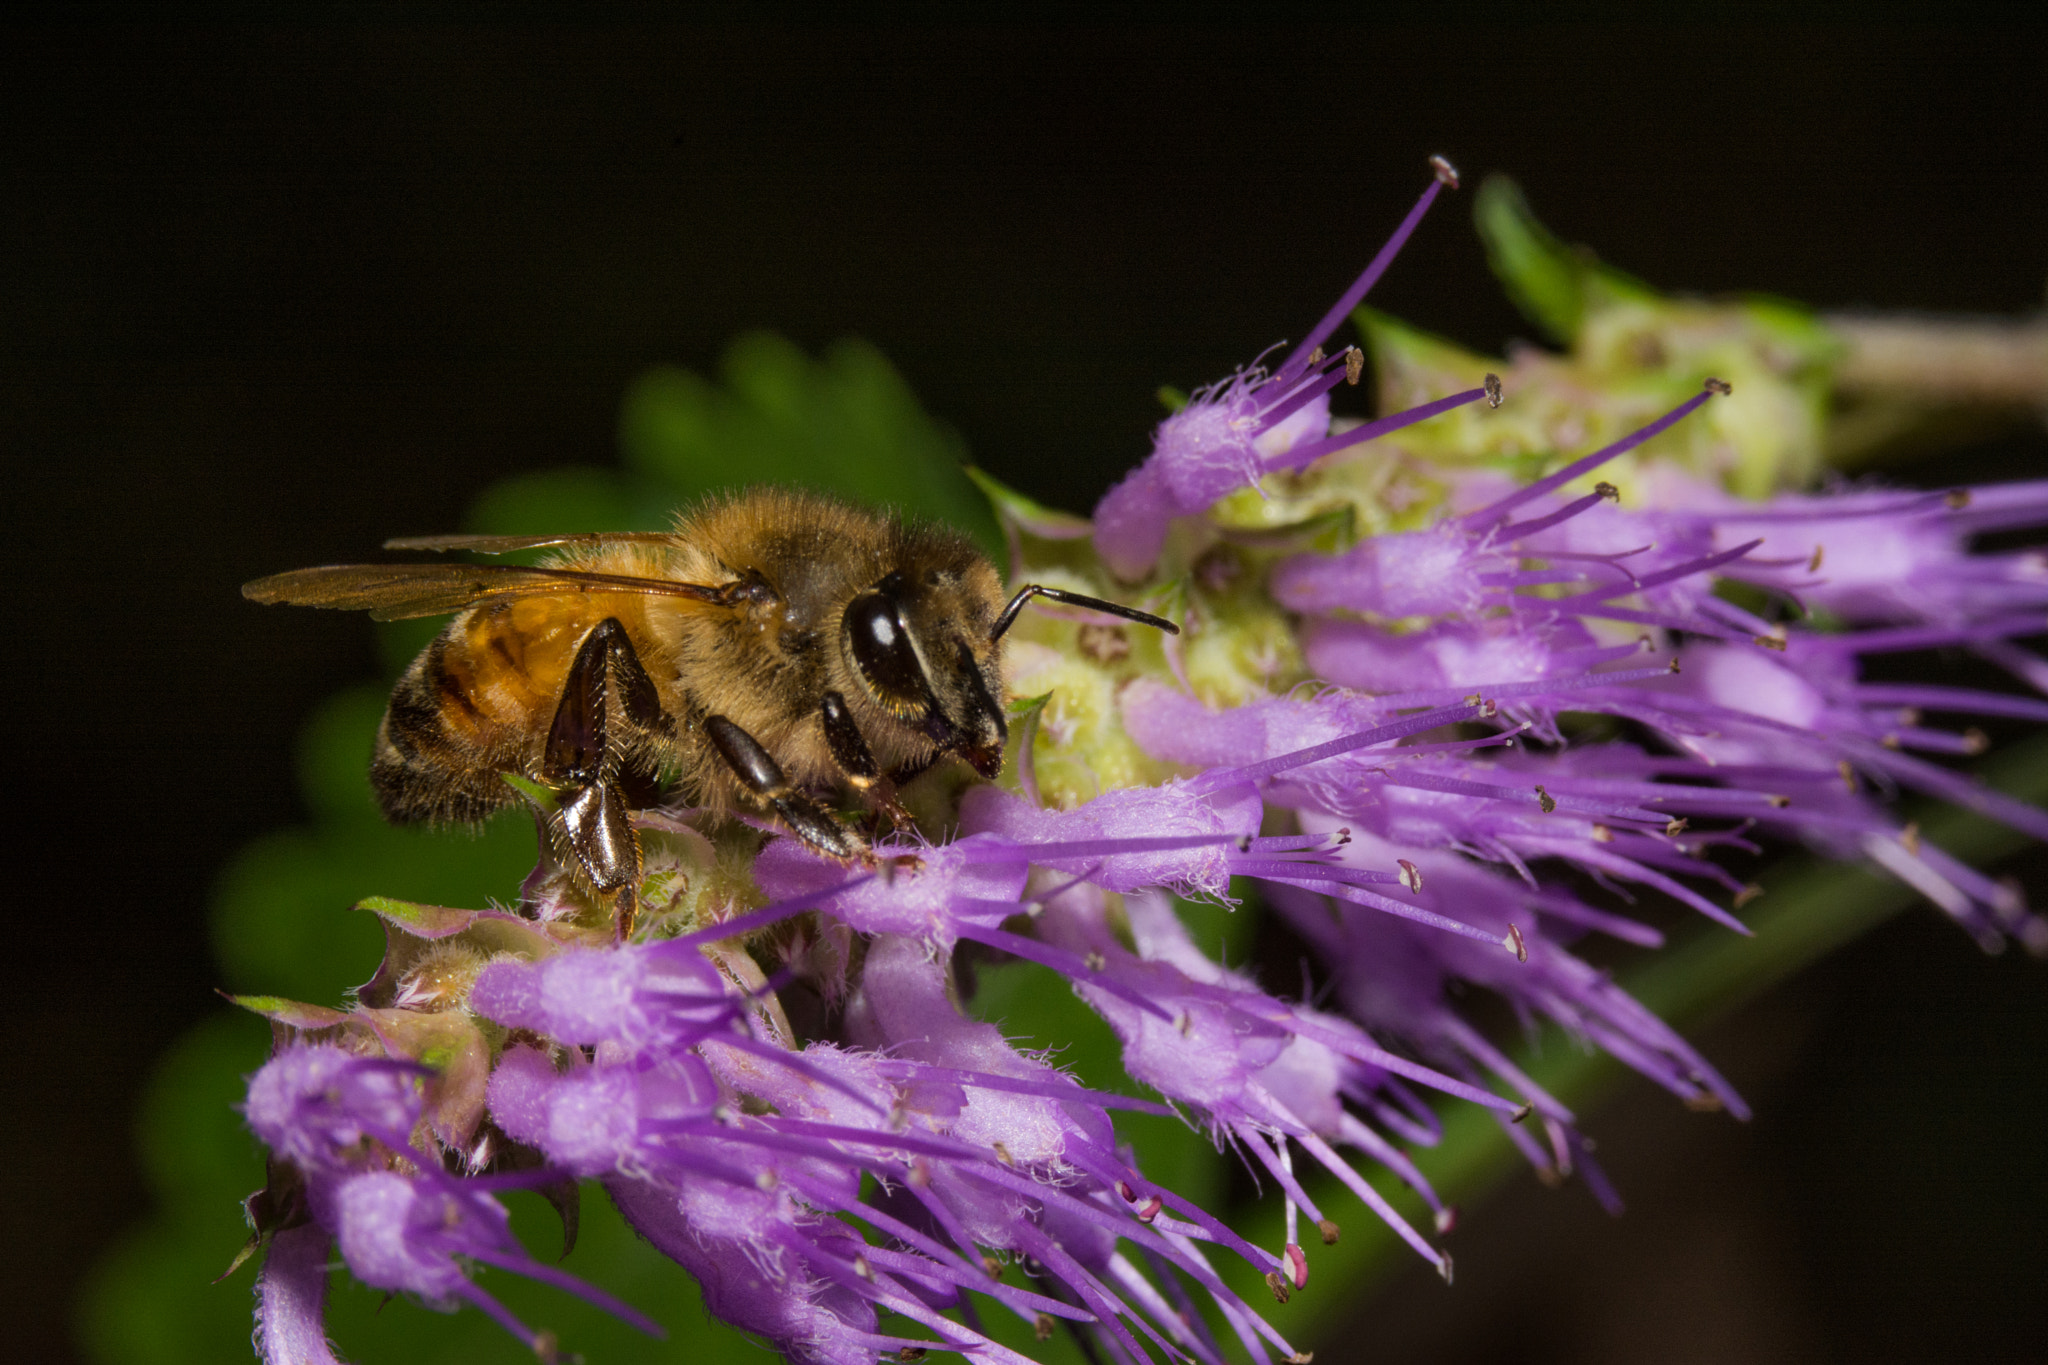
[76, 1011, 273, 1365]
[1475, 175, 1658, 343]
[1474, 175, 1586, 342]
[620, 331, 1001, 556]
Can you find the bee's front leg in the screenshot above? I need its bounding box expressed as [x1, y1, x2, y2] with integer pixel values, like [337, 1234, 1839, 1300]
[703, 713, 868, 862]
[819, 690, 915, 831]
[541, 618, 666, 940]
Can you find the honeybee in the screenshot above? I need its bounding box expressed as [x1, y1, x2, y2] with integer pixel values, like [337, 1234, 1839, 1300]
[244, 488, 1176, 937]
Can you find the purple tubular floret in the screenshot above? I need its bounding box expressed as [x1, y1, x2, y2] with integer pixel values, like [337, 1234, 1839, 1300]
[239, 199, 2048, 1365]
[1272, 171, 1448, 382]
[1266, 385, 1491, 473]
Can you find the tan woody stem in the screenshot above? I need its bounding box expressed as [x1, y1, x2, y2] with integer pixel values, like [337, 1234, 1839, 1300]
[1827, 313, 2048, 406]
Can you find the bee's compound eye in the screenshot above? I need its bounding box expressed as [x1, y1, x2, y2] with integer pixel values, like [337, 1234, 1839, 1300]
[844, 587, 931, 712]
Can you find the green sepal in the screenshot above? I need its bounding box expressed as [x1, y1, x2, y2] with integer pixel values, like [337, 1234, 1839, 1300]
[500, 771, 561, 815]
[354, 900, 566, 1015]
[1213, 501, 1359, 555]
[965, 464, 1094, 541]
[352, 895, 481, 939]
[355, 1006, 494, 1149]
[1001, 690, 1055, 807]
[222, 994, 353, 1031]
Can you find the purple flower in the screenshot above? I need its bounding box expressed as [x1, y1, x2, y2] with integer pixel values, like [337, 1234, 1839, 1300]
[235, 157, 2048, 1363]
[242, 1044, 661, 1356]
[1094, 159, 1495, 582]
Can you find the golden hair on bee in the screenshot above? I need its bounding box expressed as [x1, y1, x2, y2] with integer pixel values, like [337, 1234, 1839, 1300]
[244, 487, 1176, 938]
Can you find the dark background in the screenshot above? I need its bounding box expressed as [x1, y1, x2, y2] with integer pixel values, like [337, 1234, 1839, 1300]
[6, 12, 2047, 1364]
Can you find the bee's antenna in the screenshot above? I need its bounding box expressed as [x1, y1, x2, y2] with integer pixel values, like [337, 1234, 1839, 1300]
[990, 585, 1180, 642]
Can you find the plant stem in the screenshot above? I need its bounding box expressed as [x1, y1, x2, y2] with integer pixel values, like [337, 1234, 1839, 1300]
[1827, 313, 2048, 407]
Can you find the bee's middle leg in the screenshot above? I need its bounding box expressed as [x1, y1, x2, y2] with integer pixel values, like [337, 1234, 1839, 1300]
[540, 618, 666, 938]
[703, 713, 867, 861]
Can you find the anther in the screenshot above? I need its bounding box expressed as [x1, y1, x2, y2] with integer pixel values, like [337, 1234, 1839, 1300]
[1117, 1180, 1137, 1202]
[1734, 884, 1763, 909]
[1436, 1251, 1456, 1285]
[1704, 376, 1733, 396]
[1838, 758, 1857, 792]
[1135, 1197, 1163, 1223]
[982, 1254, 1003, 1279]
[1755, 633, 1788, 652]
[1535, 785, 1557, 814]
[1684, 1092, 1726, 1113]
[1945, 488, 1972, 509]
[1317, 1218, 1341, 1245]
[1510, 1102, 1535, 1124]
[1429, 154, 1460, 188]
[1284, 1243, 1309, 1289]
[1084, 951, 1106, 972]
[1483, 371, 1504, 407]
[1591, 823, 1613, 842]
[1034, 1314, 1055, 1342]
[1506, 923, 1528, 962]
[1900, 821, 1922, 856]
[1264, 1270, 1292, 1304]
[1434, 1206, 1458, 1235]
[1667, 656, 1683, 674]
[898, 1350, 929, 1362]
[1398, 859, 1424, 893]
[1964, 727, 1989, 755]
[1665, 817, 1689, 837]
[1306, 346, 1325, 367]
[992, 1141, 1015, 1167]
[1809, 545, 1826, 573]
[1345, 347, 1365, 385]
[1595, 480, 1619, 500]
[854, 1256, 874, 1281]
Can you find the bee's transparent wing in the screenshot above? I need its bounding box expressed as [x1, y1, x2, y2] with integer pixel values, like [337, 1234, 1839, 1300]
[380, 531, 677, 554]
[242, 562, 736, 621]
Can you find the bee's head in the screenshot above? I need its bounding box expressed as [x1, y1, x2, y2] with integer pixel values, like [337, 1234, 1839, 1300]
[841, 562, 1009, 779]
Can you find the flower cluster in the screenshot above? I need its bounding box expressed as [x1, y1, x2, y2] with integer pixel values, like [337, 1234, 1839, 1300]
[235, 162, 2048, 1363]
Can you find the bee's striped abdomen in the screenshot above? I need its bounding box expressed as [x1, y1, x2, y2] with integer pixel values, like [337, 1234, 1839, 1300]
[371, 622, 532, 825]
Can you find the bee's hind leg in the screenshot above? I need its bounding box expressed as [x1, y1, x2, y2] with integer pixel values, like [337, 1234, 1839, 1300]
[540, 618, 666, 940]
[703, 713, 868, 862]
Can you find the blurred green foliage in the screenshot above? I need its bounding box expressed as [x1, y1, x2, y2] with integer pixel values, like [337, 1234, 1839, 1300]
[81, 335, 1011, 1365]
